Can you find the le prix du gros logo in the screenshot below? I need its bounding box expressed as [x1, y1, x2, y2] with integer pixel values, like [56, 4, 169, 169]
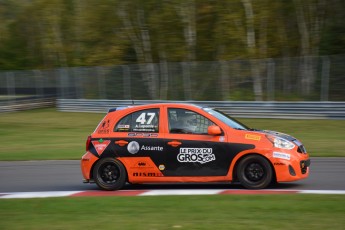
[177, 148, 215, 164]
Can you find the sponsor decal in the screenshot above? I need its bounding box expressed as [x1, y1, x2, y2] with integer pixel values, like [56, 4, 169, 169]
[91, 140, 111, 156]
[141, 145, 163, 151]
[131, 161, 154, 168]
[127, 141, 164, 154]
[117, 124, 130, 132]
[274, 162, 285, 166]
[138, 162, 146, 166]
[98, 119, 110, 134]
[159, 164, 165, 171]
[132, 172, 163, 177]
[177, 148, 215, 164]
[128, 133, 158, 137]
[127, 141, 140, 154]
[245, 134, 261, 141]
[219, 136, 225, 142]
[133, 127, 157, 132]
[273, 152, 291, 160]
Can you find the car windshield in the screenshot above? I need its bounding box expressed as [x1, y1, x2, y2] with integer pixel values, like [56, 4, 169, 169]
[203, 108, 249, 130]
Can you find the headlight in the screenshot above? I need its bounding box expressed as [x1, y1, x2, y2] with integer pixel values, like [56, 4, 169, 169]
[266, 135, 295, 150]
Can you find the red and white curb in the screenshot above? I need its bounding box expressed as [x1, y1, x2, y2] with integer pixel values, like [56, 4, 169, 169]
[0, 189, 345, 199]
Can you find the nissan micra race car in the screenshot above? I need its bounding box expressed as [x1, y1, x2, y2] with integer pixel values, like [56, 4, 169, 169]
[81, 103, 310, 190]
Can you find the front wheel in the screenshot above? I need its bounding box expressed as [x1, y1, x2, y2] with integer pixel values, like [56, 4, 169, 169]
[236, 155, 273, 189]
[93, 158, 127, 190]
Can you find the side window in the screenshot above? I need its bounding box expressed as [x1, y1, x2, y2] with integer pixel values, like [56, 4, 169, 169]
[168, 108, 214, 134]
[114, 109, 159, 133]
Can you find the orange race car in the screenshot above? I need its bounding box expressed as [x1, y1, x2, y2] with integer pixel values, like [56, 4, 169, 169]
[81, 103, 310, 190]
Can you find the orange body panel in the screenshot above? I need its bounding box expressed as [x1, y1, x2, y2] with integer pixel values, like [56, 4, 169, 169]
[81, 151, 98, 180]
[81, 103, 310, 188]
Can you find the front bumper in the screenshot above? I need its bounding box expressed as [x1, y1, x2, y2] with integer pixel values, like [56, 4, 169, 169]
[273, 152, 310, 182]
[300, 159, 311, 174]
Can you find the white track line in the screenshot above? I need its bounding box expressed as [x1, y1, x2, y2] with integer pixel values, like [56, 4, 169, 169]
[0, 190, 344, 199]
[298, 190, 345, 195]
[139, 189, 226, 196]
[0, 191, 82, 199]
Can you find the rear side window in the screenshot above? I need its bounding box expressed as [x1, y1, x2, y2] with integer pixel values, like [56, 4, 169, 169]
[114, 109, 159, 133]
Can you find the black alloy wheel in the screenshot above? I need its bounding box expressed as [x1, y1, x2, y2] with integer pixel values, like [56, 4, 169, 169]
[236, 155, 273, 189]
[93, 158, 127, 191]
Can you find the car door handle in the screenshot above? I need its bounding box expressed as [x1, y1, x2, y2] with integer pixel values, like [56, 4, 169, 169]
[115, 140, 128, 146]
[168, 141, 182, 147]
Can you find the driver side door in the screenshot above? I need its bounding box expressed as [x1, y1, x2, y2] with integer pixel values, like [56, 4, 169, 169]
[163, 107, 233, 177]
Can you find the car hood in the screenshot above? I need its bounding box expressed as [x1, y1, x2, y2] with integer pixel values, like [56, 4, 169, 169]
[253, 129, 297, 142]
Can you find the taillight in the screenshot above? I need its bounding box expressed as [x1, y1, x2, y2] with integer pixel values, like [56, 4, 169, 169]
[86, 135, 92, 151]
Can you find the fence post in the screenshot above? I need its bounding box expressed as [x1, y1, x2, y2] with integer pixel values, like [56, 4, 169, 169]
[122, 65, 131, 100]
[58, 68, 66, 99]
[267, 59, 275, 101]
[6, 72, 15, 107]
[6, 71, 15, 97]
[220, 61, 230, 100]
[321, 56, 330, 101]
[97, 67, 106, 99]
[182, 62, 192, 100]
[73, 67, 82, 99]
[34, 70, 44, 97]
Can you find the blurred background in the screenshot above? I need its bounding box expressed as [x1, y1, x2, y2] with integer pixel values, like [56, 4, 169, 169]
[0, 0, 344, 102]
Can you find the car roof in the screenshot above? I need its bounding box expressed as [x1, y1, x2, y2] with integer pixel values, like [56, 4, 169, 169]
[108, 103, 205, 113]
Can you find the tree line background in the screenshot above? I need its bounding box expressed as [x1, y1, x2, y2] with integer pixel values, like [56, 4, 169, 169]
[0, 0, 344, 101]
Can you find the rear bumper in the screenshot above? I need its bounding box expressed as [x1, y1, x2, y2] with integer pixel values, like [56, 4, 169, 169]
[81, 151, 98, 180]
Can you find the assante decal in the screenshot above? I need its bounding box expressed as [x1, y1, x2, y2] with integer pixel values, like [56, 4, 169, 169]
[127, 141, 164, 154]
[141, 145, 163, 151]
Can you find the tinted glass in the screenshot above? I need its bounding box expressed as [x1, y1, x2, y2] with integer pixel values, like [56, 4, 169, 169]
[114, 109, 159, 133]
[168, 108, 214, 134]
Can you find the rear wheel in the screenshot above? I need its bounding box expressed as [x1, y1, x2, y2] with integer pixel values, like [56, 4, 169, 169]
[93, 158, 127, 190]
[236, 155, 273, 189]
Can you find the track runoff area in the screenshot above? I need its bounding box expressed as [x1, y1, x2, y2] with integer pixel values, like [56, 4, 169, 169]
[1, 189, 345, 199]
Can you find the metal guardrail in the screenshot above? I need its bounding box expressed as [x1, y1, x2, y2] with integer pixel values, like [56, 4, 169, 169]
[57, 99, 345, 119]
[0, 96, 55, 113]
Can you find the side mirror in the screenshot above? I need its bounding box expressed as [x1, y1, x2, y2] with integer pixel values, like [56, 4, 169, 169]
[207, 125, 222, 135]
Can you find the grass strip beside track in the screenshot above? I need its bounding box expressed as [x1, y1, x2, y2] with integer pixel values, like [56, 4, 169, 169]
[0, 108, 344, 161]
[0, 195, 344, 230]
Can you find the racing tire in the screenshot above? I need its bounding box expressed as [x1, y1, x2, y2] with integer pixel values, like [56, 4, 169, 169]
[236, 155, 273, 189]
[93, 158, 127, 191]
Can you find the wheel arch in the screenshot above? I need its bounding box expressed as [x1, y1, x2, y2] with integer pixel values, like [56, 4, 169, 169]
[90, 157, 129, 183]
[231, 153, 277, 183]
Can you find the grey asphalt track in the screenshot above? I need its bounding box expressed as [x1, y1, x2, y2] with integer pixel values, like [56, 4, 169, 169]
[0, 157, 344, 193]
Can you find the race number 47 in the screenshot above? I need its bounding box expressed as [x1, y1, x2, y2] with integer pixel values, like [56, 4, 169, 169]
[136, 112, 156, 125]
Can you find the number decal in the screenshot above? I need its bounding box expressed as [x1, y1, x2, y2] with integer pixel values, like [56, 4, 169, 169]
[146, 113, 155, 124]
[136, 113, 146, 124]
[136, 112, 156, 125]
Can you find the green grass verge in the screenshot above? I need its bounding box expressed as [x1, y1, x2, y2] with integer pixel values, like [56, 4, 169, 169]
[0, 108, 104, 161]
[0, 108, 344, 161]
[0, 195, 344, 229]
